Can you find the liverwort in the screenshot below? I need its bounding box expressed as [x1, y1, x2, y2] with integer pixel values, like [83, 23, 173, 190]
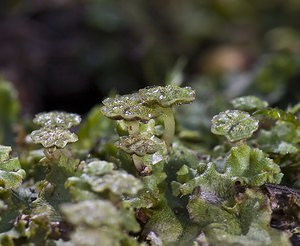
[33, 111, 81, 129]
[30, 111, 81, 159]
[118, 134, 162, 175]
[230, 96, 268, 112]
[101, 93, 162, 175]
[101, 86, 193, 175]
[101, 93, 162, 174]
[30, 127, 78, 149]
[0, 145, 25, 189]
[139, 85, 195, 147]
[211, 110, 259, 142]
[30, 111, 82, 214]
[101, 93, 158, 135]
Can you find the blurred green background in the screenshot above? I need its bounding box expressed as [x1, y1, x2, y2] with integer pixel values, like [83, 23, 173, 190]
[0, 0, 300, 117]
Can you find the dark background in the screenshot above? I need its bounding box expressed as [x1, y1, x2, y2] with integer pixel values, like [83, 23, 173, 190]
[1, 0, 300, 116]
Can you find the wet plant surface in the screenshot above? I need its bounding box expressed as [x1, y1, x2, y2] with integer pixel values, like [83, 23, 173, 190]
[1, 83, 300, 245]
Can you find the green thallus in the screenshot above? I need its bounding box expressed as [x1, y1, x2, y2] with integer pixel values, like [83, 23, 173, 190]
[101, 85, 195, 146]
[30, 111, 81, 158]
[101, 85, 195, 173]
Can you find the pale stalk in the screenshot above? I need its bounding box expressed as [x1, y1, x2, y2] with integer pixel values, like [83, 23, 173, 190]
[126, 121, 145, 173]
[160, 107, 175, 148]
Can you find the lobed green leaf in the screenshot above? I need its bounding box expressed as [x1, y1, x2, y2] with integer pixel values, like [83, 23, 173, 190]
[118, 135, 160, 156]
[61, 200, 121, 227]
[231, 96, 268, 111]
[225, 144, 283, 186]
[254, 108, 298, 123]
[211, 110, 259, 142]
[257, 121, 300, 155]
[139, 85, 195, 107]
[30, 127, 78, 148]
[33, 111, 81, 128]
[83, 160, 114, 176]
[83, 171, 143, 196]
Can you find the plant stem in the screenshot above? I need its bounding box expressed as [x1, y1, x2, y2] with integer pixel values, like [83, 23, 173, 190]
[126, 121, 144, 173]
[161, 107, 175, 148]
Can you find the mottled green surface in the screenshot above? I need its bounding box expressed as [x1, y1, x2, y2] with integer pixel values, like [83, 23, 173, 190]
[254, 108, 298, 123]
[231, 96, 268, 111]
[0, 145, 25, 189]
[0, 145, 27, 236]
[33, 111, 81, 128]
[30, 127, 78, 148]
[102, 93, 140, 108]
[101, 93, 158, 122]
[139, 85, 195, 107]
[61, 200, 121, 227]
[188, 189, 291, 246]
[84, 171, 143, 195]
[225, 144, 283, 186]
[66, 159, 143, 197]
[211, 110, 259, 142]
[257, 121, 300, 154]
[83, 160, 115, 176]
[0, 146, 11, 163]
[118, 135, 160, 156]
[101, 103, 157, 122]
[2, 85, 300, 245]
